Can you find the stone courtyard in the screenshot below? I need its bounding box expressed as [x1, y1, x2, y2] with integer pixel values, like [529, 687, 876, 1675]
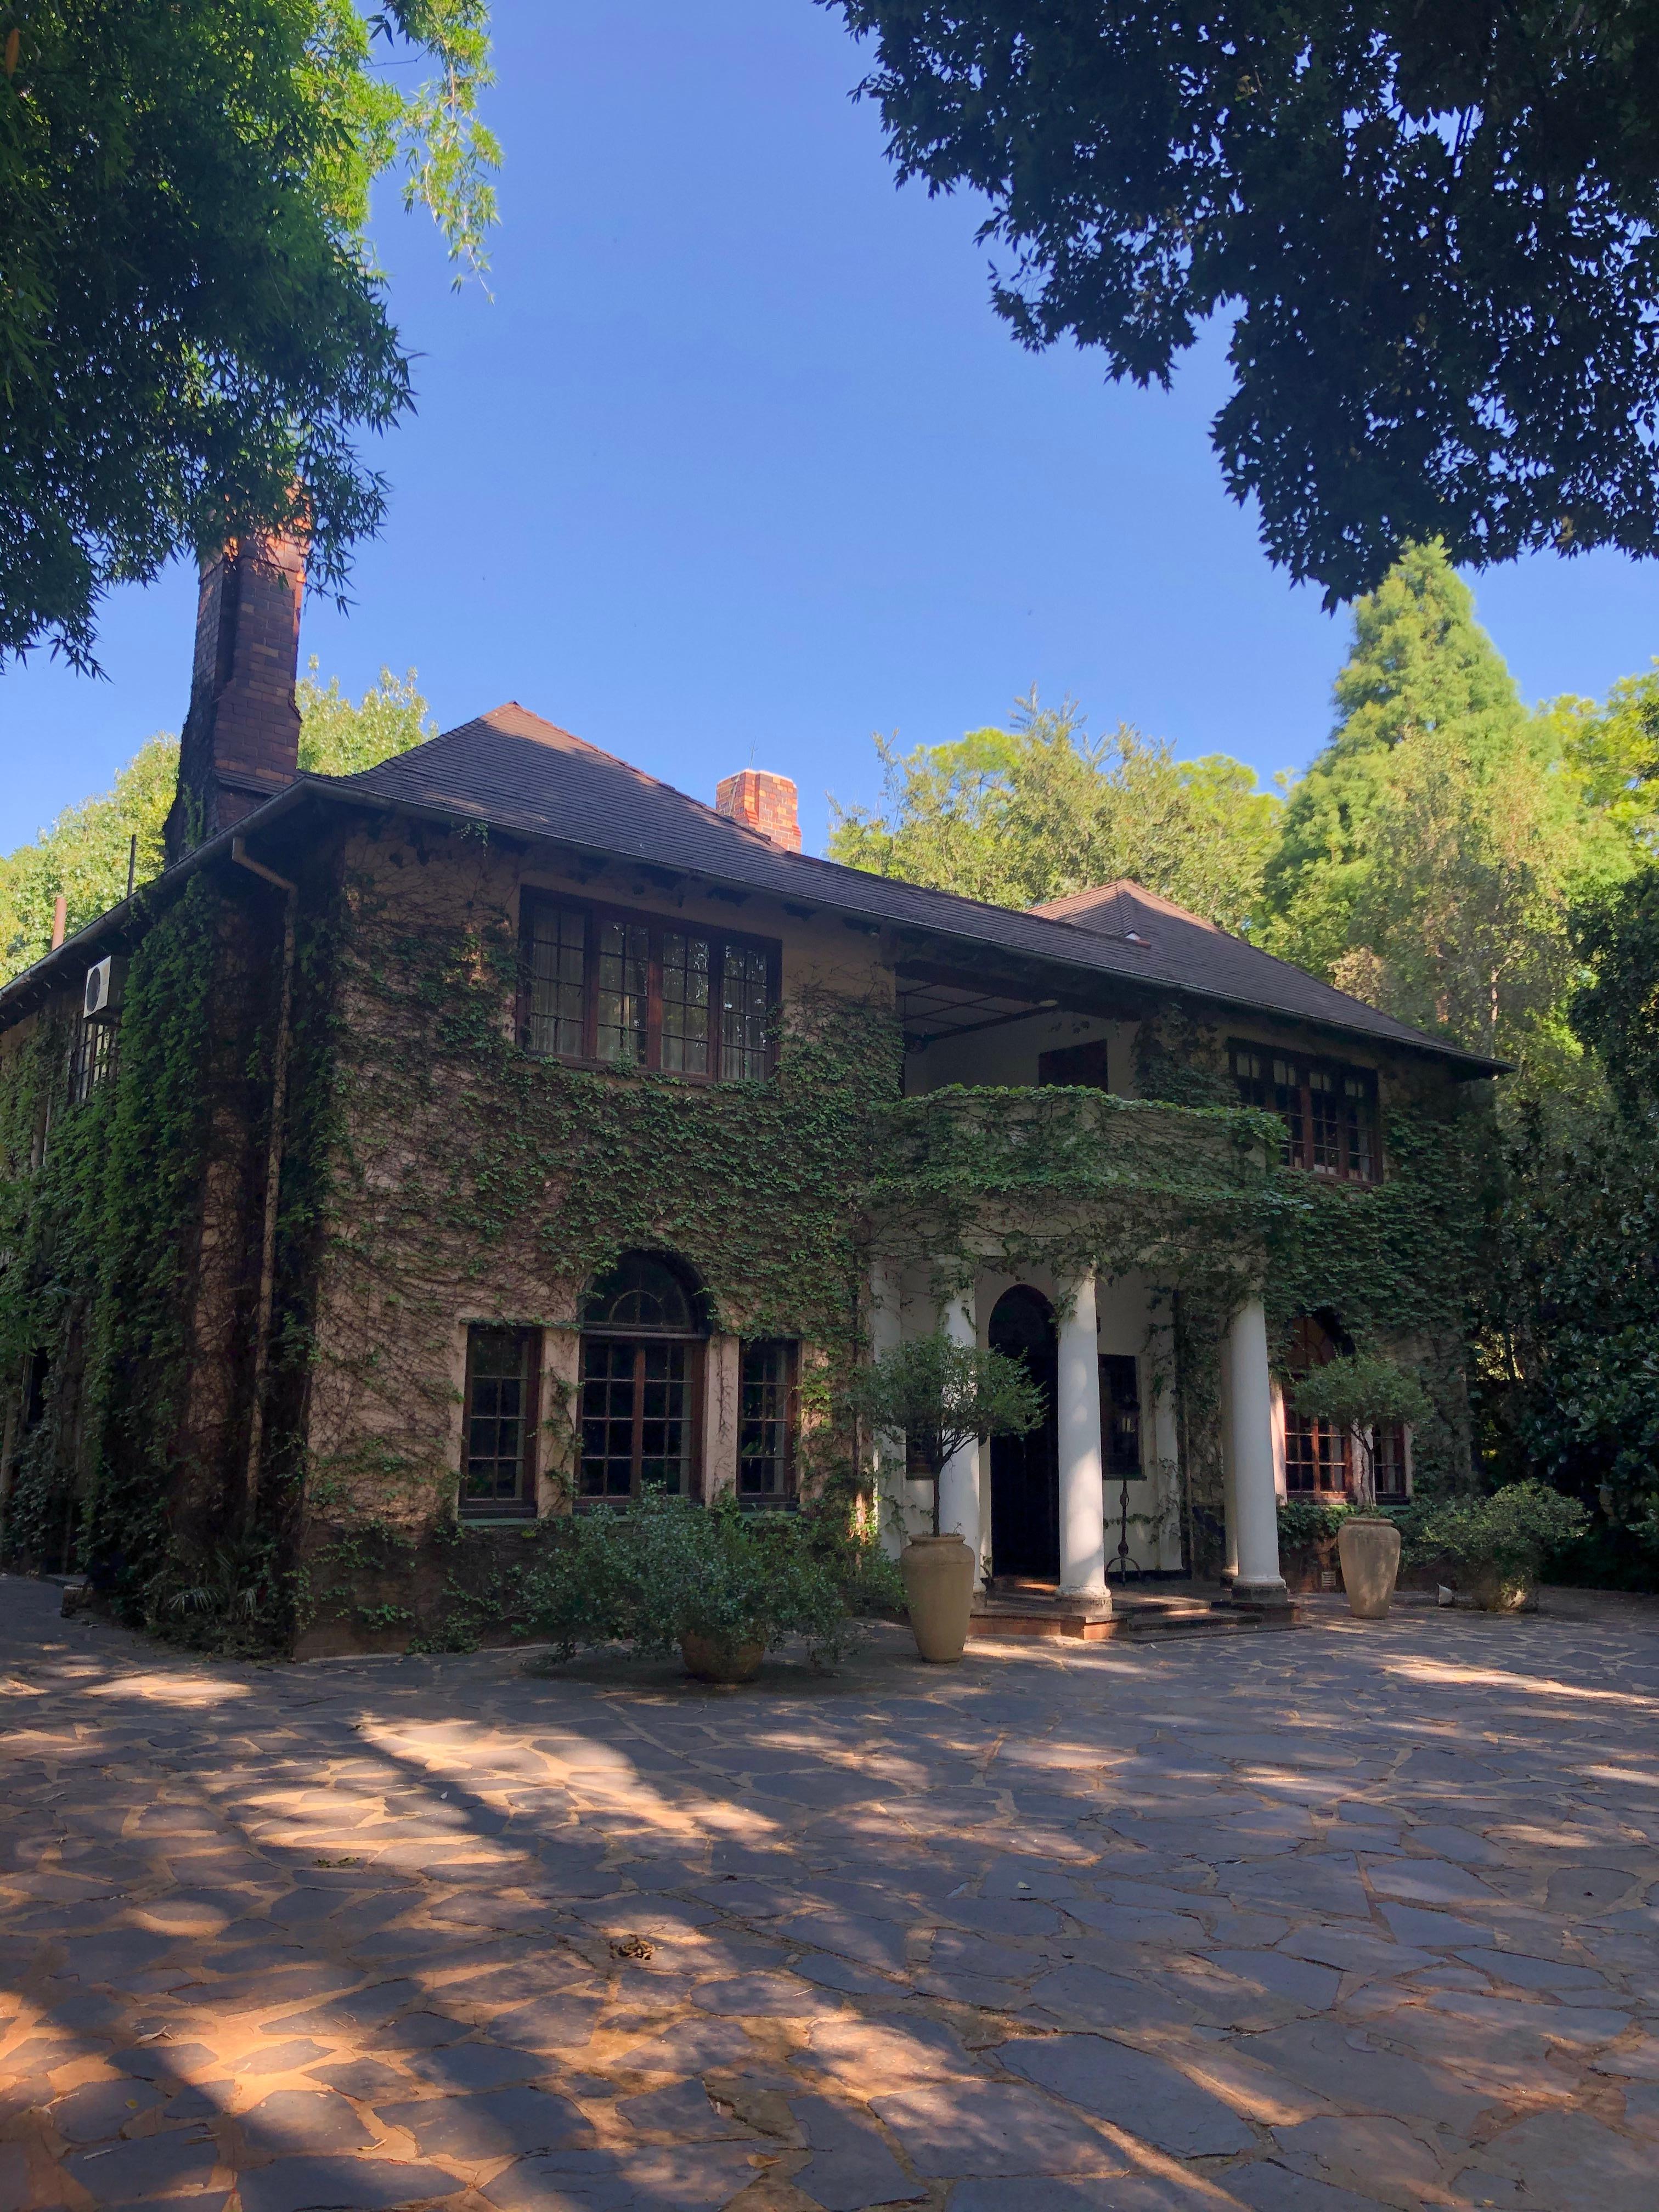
[2, 1578, 1657, 2212]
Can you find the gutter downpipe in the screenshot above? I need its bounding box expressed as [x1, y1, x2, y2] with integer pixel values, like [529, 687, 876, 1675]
[230, 836, 297, 1534]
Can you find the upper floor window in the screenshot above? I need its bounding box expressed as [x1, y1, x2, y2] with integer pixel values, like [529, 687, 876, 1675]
[69, 1013, 119, 1106]
[1230, 1042, 1378, 1183]
[520, 895, 779, 1081]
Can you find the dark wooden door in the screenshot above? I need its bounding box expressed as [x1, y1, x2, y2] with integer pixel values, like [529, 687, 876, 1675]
[989, 1286, 1059, 1579]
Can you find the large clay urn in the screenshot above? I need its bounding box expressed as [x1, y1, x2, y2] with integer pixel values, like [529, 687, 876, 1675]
[901, 1534, 977, 1663]
[1337, 1515, 1401, 1619]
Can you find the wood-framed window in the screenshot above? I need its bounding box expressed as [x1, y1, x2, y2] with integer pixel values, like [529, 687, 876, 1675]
[1282, 1314, 1351, 1495]
[520, 894, 780, 1081]
[461, 1325, 540, 1520]
[1374, 1422, 1410, 1502]
[578, 1252, 706, 1502]
[1099, 1353, 1142, 1480]
[69, 1014, 119, 1106]
[1230, 1042, 1379, 1183]
[738, 1340, 798, 1502]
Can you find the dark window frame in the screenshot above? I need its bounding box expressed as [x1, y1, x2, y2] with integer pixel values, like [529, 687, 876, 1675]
[1099, 1352, 1142, 1480]
[68, 1013, 119, 1107]
[578, 1333, 706, 1504]
[1229, 1040, 1380, 1184]
[518, 892, 782, 1082]
[737, 1339, 799, 1504]
[459, 1324, 541, 1522]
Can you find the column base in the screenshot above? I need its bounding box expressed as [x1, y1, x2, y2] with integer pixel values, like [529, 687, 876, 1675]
[1057, 1585, 1113, 1618]
[1227, 1576, 1291, 1610]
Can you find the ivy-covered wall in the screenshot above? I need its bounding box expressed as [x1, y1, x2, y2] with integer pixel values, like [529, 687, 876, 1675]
[0, 806, 1495, 1649]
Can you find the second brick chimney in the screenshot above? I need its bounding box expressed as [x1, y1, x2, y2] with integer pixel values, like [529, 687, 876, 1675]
[715, 769, 801, 851]
[163, 530, 306, 864]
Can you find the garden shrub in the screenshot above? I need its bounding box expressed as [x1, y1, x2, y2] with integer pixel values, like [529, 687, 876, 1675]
[1397, 1479, 1589, 1596]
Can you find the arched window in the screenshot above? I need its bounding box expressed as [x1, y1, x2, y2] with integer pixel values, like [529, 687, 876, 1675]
[579, 1252, 706, 1502]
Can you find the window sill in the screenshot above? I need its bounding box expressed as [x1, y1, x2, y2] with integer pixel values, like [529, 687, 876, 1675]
[518, 1048, 774, 1087]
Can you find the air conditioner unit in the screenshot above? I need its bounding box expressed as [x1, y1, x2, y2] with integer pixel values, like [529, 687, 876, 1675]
[83, 955, 127, 1022]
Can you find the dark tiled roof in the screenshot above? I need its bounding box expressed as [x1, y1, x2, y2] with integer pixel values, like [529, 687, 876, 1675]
[330, 704, 1500, 1075]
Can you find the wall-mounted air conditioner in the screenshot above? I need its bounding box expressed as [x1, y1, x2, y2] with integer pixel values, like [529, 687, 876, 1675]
[83, 955, 127, 1022]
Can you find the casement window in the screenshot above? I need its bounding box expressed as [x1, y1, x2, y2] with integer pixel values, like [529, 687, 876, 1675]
[68, 1014, 118, 1107]
[1282, 1314, 1351, 1496]
[1230, 1043, 1378, 1183]
[1099, 1353, 1142, 1480]
[738, 1341, 798, 1502]
[1374, 1422, 1410, 1502]
[460, 1326, 540, 1520]
[521, 896, 780, 1081]
[578, 1252, 706, 1501]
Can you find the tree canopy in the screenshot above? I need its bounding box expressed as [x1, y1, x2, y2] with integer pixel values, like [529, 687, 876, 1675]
[1, 2, 497, 670]
[0, 665, 434, 979]
[828, 692, 1279, 932]
[827, 1, 1659, 601]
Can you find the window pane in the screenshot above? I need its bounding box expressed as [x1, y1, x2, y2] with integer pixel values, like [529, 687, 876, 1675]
[462, 1328, 533, 1513]
[596, 921, 649, 1064]
[580, 1339, 639, 1498]
[739, 1340, 794, 1497]
[528, 903, 588, 1058]
[639, 1341, 691, 1494]
[1374, 1421, 1408, 1499]
[1308, 1068, 1344, 1174]
[1342, 1076, 1375, 1180]
[720, 945, 770, 1080]
[1099, 1353, 1141, 1480]
[661, 930, 710, 1074]
[1284, 1408, 1348, 1494]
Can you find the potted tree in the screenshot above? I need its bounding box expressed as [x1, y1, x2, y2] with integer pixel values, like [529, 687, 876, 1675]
[1290, 1353, 1431, 1618]
[846, 1331, 1042, 1663]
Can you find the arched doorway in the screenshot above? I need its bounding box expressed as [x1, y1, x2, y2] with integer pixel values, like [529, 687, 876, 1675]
[578, 1251, 708, 1501]
[989, 1285, 1059, 1580]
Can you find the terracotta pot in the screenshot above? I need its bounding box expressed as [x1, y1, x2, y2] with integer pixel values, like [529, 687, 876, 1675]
[900, 1534, 977, 1663]
[1337, 1516, 1401, 1619]
[679, 1631, 765, 1684]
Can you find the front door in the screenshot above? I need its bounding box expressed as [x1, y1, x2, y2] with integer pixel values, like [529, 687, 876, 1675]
[989, 1286, 1059, 1579]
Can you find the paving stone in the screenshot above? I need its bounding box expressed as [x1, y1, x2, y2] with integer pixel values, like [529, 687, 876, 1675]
[1245, 2018, 1492, 2131]
[402, 2043, 552, 2091]
[1365, 1859, 1500, 1907]
[616, 2019, 760, 2074]
[616, 2077, 748, 2141]
[1222, 2164, 1391, 2211]
[238, 2040, 332, 2075]
[1473, 2107, 1656, 2211]
[236, 2154, 459, 2211]
[377, 2084, 595, 2161]
[1001, 2033, 1255, 2157]
[242, 2088, 377, 2152]
[689, 1972, 825, 2016]
[946, 2177, 1220, 2209]
[872, 2080, 1125, 2177]
[49, 2076, 166, 2143]
[489, 1994, 605, 2050]
[64, 2129, 219, 2203]
[792, 2093, 921, 2208]
[482, 2142, 759, 2209]
[792, 2013, 980, 2090]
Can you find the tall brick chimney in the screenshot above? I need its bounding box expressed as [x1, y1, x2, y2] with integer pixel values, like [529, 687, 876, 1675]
[163, 531, 306, 864]
[715, 769, 801, 851]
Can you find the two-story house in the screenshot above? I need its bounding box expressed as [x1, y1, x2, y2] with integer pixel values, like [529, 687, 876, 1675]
[0, 536, 1500, 1652]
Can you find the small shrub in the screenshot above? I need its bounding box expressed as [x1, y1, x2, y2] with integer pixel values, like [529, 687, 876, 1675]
[1277, 1495, 1351, 1551]
[1398, 1480, 1590, 1604]
[520, 1491, 870, 1671]
[842, 1331, 1042, 1536]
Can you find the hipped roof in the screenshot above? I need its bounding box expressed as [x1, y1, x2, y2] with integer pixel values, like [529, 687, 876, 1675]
[0, 702, 1505, 1076]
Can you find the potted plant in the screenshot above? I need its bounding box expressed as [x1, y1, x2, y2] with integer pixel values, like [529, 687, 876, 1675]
[1402, 1480, 1589, 1611]
[1290, 1353, 1431, 1618]
[845, 1330, 1042, 1663]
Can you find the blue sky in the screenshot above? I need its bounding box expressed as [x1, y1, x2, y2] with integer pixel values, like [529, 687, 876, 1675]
[5, 0, 1659, 856]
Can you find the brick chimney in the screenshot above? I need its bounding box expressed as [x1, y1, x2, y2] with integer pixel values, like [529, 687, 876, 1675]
[163, 530, 306, 863]
[715, 769, 801, 851]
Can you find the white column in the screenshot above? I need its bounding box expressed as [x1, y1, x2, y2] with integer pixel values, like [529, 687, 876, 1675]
[1057, 1274, 1109, 1603]
[1226, 1297, 1288, 1603]
[1218, 1329, 1240, 1581]
[1148, 1310, 1184, 1572]
[937, 1282, 980, 1559]
[868, 1259, 906, 1558]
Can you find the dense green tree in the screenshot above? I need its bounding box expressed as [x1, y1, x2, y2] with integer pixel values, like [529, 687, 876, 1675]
[1571, 867, 1659, 1115]
[829, 692, 1279, 932]
[1, 2, 496, 670]
[1262, 543, 1632, 1075]
[0, 666, 434, 978]
[827, 1, 1659, 601]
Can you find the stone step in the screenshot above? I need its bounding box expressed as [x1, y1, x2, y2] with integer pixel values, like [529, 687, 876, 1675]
[967, 1597, 1303, 1644]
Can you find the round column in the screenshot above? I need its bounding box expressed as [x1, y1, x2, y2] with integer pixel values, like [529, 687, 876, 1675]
[868, 1259, 906, 1558]
[936, 1284, 981, 1559]
[1227, 1296, 1288, 1603]
[1057, 1274, 1109, 1603]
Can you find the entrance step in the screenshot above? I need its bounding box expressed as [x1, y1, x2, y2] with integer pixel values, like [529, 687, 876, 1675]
[968, 1582, 1303, 1645]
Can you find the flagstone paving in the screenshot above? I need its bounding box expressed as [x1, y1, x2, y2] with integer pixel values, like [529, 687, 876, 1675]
[2, 1576, 1658, 2211]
